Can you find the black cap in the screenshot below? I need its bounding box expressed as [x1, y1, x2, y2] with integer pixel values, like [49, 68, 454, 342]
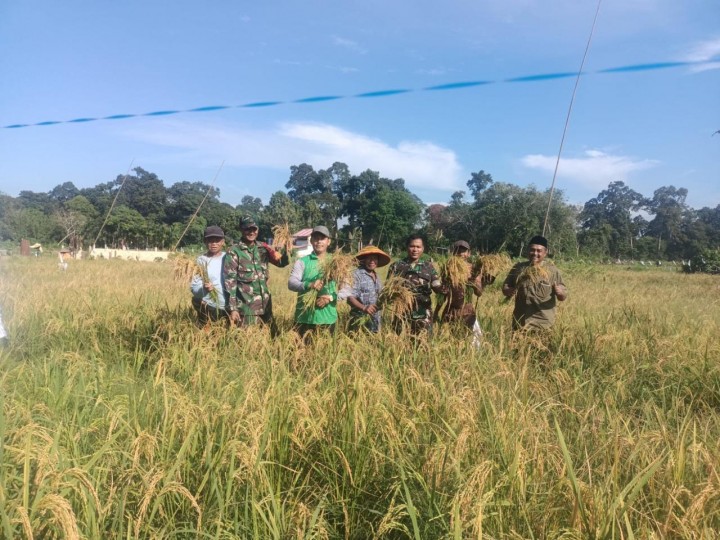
[528, 235, 548, 248]
[204, 225, 225, 239]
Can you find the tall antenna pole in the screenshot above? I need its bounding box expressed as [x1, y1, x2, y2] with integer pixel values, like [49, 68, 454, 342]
[173, 161, 225, 251]
[93, 159, 135, 247]
[542, 0, 603, 237]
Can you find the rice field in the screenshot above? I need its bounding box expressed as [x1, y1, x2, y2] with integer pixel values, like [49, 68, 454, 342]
[0, 256, 718, 539]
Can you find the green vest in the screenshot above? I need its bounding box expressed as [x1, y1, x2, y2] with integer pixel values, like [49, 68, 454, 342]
[294, 253, 338, 325]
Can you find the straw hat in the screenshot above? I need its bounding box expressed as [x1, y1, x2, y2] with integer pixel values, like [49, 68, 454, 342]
[355, 245, 391, 267]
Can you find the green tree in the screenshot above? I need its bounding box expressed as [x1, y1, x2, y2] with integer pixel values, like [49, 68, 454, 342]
[286, 163, 341, 231]
[646, 186, 689, 259]
[578, 181, 647, 259]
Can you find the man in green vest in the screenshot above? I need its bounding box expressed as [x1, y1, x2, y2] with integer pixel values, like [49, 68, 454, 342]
[288, 225, 338, 340]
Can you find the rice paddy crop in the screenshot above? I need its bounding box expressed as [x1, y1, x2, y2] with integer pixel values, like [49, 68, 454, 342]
[0, 255, 718, 538]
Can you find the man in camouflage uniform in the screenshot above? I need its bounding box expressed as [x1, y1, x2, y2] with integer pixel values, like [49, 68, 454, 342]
[224, 216, 289, 331]
[387, 234, 445, 335]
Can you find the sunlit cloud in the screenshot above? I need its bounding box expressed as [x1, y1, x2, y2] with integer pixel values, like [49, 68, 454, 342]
[125, 120, 462, 191]
[521, 149, 659, 190]
[680, 36, 720, 72]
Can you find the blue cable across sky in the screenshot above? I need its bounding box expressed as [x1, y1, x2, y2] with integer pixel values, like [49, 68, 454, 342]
[3, 60, 708, 130]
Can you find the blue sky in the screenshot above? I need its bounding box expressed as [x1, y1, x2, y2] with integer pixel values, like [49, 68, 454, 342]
[1, 0, 718, 210]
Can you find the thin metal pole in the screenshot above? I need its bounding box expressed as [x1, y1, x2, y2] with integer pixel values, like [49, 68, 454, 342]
[542, 0, 603, 237]
[172, 160, 225, 251]
[93, 159, 135, 248]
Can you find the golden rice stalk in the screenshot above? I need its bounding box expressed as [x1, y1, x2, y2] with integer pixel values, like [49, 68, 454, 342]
[173, 255, 219, 305]
[518, 263, 550, 285]
[300, 253, 355, 313]
[322, 252, 356, 289]
[271, 223, 294, 254]
[472, 253, 513, 280]
[378, 276, 415, 318]
[172, 254, 204, 283]
[444, 256, 471, 289]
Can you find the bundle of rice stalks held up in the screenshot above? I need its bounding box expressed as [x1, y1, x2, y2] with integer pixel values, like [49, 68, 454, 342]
[301, 252, 356, 313]
[444, 255, 471, 289]
[377, 276, 415, 319]
[173, 254, 205, 284]
[271, 223, 294, 254]
[472, 253, 513, 281]
[518, 263, 550, 285]
[172, 254, 219, 305]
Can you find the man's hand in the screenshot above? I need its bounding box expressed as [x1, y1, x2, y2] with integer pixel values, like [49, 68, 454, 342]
[315, 294, 333, 309]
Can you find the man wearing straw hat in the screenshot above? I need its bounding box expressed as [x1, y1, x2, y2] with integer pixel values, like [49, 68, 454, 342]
[502, 235, 567, 331]
[224, 216, 289, 331]
[339, 245, 391, 333]
[190, 225, 229, 325]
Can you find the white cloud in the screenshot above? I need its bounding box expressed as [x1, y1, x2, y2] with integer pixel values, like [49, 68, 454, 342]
[680, 36, 720, 72]
[331, 36, 367, 55]
[521, 149, 659, 190]
[125, 120, 462, 191]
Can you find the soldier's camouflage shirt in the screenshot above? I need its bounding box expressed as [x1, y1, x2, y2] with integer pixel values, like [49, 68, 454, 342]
[223, 241, 288, 324]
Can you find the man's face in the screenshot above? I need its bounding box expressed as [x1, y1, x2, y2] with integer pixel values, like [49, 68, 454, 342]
[205, 236, 225, 255]
[527, 244, 547, 264]
[455, 248, 470, 260]
[361, 254, 379, 270]
[242, 226, 259, 243]
[310, 232, 331, 254]
[407, 239, 424, 261]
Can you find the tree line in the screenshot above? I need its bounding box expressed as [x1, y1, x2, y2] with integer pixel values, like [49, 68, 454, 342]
[1, 164, 718, 260]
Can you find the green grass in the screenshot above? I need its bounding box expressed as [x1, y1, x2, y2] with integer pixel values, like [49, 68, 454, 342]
[0, 256, 718, 538]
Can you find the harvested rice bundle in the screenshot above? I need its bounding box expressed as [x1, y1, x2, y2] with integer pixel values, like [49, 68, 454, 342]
[271, 223, 293, 254]
[301, 252, 356, 313]
[472, 253, 513, 281]
[322, 251, 356, 288]
[172, 254, 219, 305]
[444, 255, 471, 289]
[173, 254, 204, 283]
[518, 263, 551, 285]
[377, 275, 415, 319]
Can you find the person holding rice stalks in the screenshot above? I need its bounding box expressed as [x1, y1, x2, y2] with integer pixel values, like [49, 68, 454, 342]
[386, 234, 445, 335]
[435, 240, 485, 345]
[224, 216, 289, 331]
[190, 225, 229, 325]
[288, 225, 341, 339]
[502, 235, 567, 331]
[339, 245, 391, 333]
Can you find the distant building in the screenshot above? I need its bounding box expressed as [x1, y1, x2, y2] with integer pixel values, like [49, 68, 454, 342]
[292, 228, 314, 257]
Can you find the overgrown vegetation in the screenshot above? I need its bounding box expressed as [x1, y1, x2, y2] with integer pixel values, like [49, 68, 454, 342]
[1, 256, 718, 538]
